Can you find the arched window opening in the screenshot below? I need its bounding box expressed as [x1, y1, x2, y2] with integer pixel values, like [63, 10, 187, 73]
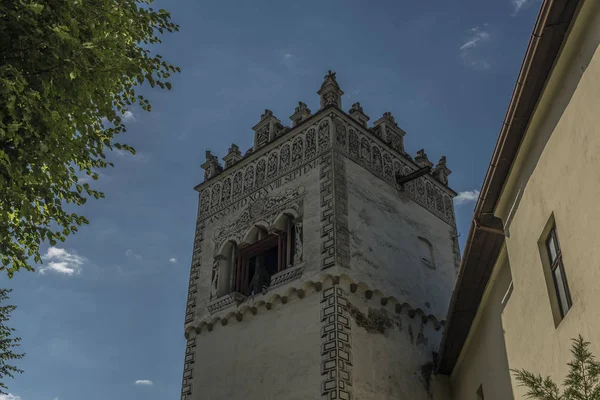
[234, 217, 302, 296]
[418, 236, 435, 268]
[210, 241, 239, 301]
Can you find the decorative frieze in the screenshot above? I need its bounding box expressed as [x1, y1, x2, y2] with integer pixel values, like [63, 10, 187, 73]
[321, 286, 353, 400]
[212, 186, 307, 253]
[197, 110, 455, 227]
[207, 292, 247, 314]
[198, 116, 333, 222]
[333, 118, 456, 226]
[269, 263, 305, 290]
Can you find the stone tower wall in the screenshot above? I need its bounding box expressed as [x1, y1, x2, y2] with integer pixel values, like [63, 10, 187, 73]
[181, 79, 458, 400]
[344, 158, 457, 319]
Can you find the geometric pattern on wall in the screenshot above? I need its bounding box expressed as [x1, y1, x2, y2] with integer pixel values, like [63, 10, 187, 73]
[321, 286, 353, 400]
[180, 215, 204, 399]
[320, 151, 336, 270]
[185, 218, 204, 324]
[180, 337, 196, 400]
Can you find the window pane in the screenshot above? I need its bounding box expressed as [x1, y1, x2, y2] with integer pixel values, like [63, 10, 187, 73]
[553, 266, 571, 316]
[547, 232, 558, 263]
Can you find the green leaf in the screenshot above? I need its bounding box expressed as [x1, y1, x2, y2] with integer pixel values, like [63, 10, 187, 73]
[0, 0, 180, 278]
[28, 3, 45, 15]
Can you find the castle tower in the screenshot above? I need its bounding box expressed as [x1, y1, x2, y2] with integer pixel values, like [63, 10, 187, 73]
[180, 72, 460, 400]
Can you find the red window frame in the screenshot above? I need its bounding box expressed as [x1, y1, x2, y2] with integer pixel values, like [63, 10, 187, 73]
[235, 232, 288, 295]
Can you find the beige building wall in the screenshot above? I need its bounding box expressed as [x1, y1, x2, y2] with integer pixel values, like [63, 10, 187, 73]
[450, 250, 514, 399]
[450, 1, 600, 398]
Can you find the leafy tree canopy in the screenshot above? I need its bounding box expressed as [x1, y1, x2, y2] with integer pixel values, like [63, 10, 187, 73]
[0, 0, 180, 277]
[0, 289, 24, 395]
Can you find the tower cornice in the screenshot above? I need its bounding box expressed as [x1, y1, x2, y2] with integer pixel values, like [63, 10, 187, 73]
[326, 107, 457, 198]
[194, 105, 336, 191]
[194, 105, 456, 198]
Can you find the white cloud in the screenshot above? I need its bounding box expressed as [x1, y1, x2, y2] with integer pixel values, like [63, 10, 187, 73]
[77, 174, 93, 184]
[454, 190, 480, 205]
[125, 249, 142, 261]
[122, 111, 136, 122]
[512, 0, 538, 14]
[169, 258, 177, 264]
[114, 148, 150, 163]
[345, 88, 361, 99]
[40, 247, 85, 275]
[460, 27, 490, 51]
[77, 169, 111, 184]
[281, 52, 297, 69]
[0, 394, 22, 400]
[100, 110, 136, 126]
[135, 380, 153, 386]
[460, 25, 491, 69]
[277, 50, 306, 74]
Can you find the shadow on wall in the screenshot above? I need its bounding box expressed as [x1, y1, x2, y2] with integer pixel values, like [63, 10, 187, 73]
[503, 39, 595, 236]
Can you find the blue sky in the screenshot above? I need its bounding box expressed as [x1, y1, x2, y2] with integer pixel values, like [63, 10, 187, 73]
[3, 0, 541, 399]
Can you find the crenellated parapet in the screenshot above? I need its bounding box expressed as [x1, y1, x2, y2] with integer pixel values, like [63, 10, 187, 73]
[289, 101, 312, 127]
[197, 71, 456, 225]
[252, 109, 287, 151]
[432, 156, 452, 186]
[372, 111, 406, 154]
[349, 102, 370, 128]
[415, 149, 434, 168]
[318, 70, 344, 109]
[222, 143, 242, 169]
[200, 150, 223, 181]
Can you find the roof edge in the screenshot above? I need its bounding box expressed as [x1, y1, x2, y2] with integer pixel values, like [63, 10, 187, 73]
[436, 0, 583, 375]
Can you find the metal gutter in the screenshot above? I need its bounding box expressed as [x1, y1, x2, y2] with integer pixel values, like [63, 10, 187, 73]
[436, 0, 582, 375]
